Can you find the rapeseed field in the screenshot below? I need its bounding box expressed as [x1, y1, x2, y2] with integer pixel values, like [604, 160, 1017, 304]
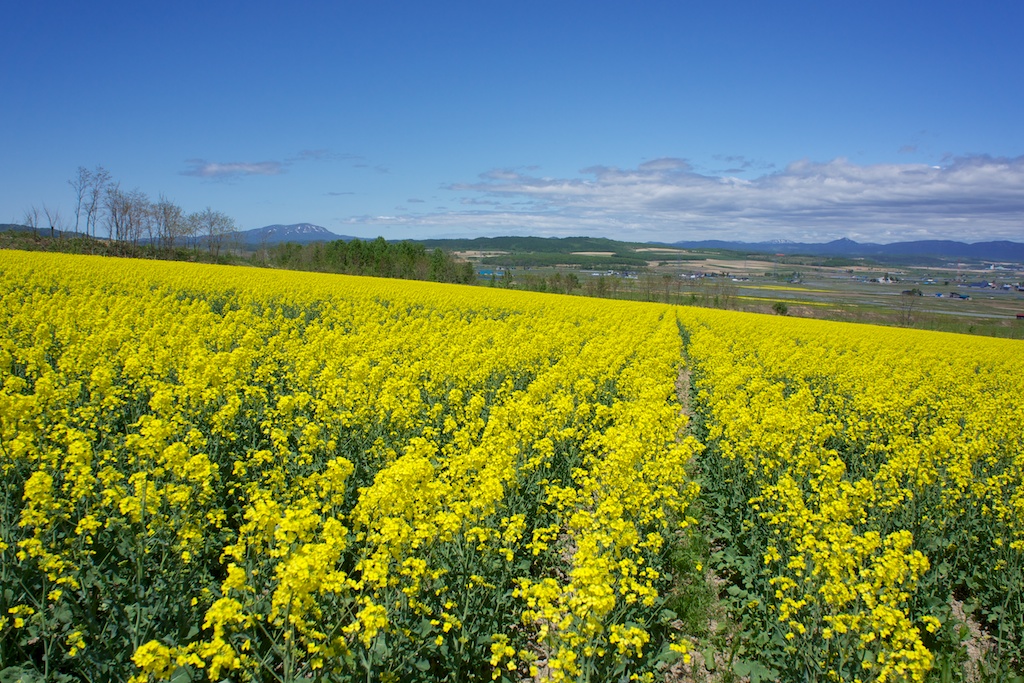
[1, 252, 1020, 682]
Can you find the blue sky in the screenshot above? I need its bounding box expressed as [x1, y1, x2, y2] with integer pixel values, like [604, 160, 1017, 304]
[3, 1, 1023, 243]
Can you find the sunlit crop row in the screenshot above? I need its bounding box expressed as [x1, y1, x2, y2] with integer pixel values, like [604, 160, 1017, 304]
[679, 308, 1024, 681]
[0, 252, 698, 682]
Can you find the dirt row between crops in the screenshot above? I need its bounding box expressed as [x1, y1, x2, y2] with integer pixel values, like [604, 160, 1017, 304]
[664, 358, 748, 683]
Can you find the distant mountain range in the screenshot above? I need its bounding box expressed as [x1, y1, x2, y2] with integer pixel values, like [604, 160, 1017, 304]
[252, 230, 1024, 262]
[666, 238, 1024, 262]
[3, 221, 1022, 263]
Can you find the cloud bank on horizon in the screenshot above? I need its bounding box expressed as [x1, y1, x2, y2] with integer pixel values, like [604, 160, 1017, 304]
[344, 154, 1024, 244]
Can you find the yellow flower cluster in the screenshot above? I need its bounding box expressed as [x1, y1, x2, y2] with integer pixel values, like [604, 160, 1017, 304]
[0, 252, 697, 682]
[680, 308, 1024, 681]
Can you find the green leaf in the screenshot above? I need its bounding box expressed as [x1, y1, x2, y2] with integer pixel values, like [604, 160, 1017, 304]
[0, 668, 46, 683]
[733, 659, 777, 683]
[371, 635, 389, 659]
[701, 647, 716, 671]
[169, 667, 193, 683]
[733, 659, 753, 676]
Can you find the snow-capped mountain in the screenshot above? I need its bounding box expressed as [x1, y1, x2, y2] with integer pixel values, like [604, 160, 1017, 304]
[237, 223, 356, 245]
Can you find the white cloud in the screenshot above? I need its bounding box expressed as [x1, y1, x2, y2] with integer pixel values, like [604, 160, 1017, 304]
[183, 149, 383, 180]
[182, 159, 285, 178]
[398, 154, 1024, 242]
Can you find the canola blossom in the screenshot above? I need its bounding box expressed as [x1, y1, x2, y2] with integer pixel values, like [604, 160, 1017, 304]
[680, 308, 1024, 681]
[2, 251, 1022, 682]
[0, 252, 699, 682]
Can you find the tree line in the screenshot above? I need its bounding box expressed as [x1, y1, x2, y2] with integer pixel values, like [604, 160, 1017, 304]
[260, 237, 476, 285]
[21, 165, 237, 256]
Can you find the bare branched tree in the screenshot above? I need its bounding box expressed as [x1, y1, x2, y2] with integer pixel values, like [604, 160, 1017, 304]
[104, 184, 127, 241]
[68, 166, 91, 234]
[183, 212, 200, 251]
[105, 186, 151, 245]
[125, 188, 151, 246]
[193, 207, 237, 257]
[23, 205, 40, 230]
[18, 206, 44, 244]
[153, 195, 186, 251]
[85, 166, 111, 238]
[42, 204, 64, 239]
